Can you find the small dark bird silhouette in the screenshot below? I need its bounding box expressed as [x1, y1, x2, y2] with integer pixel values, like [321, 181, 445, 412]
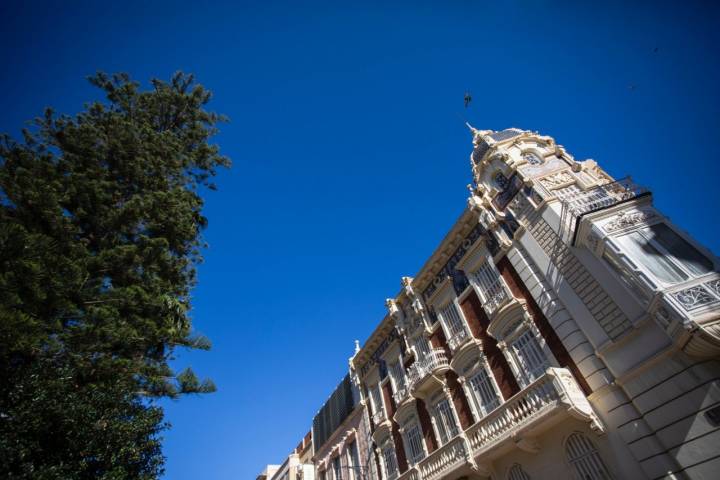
[653, 47, 659, 53]
[464, 92, 472, 108]
[628, 84, 637, 91]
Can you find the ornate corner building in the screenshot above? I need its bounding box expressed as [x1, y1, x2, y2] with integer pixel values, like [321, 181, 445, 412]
[261, 128, 720, 480]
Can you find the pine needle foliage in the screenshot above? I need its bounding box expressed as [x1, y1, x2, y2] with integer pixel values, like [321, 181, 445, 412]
[0, 72, 229, 479]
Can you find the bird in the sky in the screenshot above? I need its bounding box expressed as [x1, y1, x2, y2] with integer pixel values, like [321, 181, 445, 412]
[464, 92, 472, 108]
[653, 47, 659, 53]
[628, 84, 637, 91]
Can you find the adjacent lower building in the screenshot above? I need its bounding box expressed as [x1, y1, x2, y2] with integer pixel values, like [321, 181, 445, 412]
[262, 127, 720, 480]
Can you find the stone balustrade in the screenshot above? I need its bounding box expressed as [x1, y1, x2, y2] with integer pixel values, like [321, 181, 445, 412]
[465, 367, 595, 456]
[417, 435, 468, 480]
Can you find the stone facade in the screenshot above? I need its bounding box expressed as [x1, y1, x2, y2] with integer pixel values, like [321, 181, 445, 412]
[263, 128, 720, 480]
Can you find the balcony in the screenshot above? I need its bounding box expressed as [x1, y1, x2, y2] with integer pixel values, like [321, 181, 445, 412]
[397, 468, 420, 480]
[465, 367, 598, 459]
[418, 435, 471, 480]
[408, 349, 450, 397]
[388, 368, 597, 480]
[559, 177, 650, 244]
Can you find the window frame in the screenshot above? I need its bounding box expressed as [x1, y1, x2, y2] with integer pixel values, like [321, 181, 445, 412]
[462, 356, 502, 420]
[428, 391, 460, 446]
[400, 415, 426, 465]
[564, 432, 613, 480]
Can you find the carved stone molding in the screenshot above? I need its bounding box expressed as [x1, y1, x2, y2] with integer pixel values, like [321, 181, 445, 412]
[673, 285, 718, 311]
[603, 210, 656, 233]
[539, 170, 574, 189]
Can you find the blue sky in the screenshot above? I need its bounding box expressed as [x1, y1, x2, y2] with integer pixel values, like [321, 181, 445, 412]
[2, 1, 720, 478]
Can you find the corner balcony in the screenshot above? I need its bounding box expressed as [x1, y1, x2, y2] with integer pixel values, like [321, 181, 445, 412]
[559, 176, 650, 245]
[408, 349, 450, 397]
[465, 367, 599, 460]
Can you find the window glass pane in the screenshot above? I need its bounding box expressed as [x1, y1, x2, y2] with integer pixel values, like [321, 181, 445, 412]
[434, 399, 458, 444]
[615, 231, 687, 283]
[468, 368, 501, 416]
[382, 446, 397, 478]
[333, 456, 342, 480]
[403, 421, 425, 463]
[370, 385, 384, 418]
[414, 336, 431, 357]
[440, 302, 466, 336]
[389, 361, 406, 390]
[647, 223, 713, 276]
[512, 331, 548, 384]
[348, 441, 359, 478]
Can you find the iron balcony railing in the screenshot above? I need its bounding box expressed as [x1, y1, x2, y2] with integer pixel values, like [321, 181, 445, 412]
[559, 177, 650, 244]
[408, 349, 449, 391]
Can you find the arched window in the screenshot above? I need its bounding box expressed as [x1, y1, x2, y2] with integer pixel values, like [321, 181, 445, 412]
[522, 152, 543, 165]
[565, 433, 613, 480]
[507, 463, 531, 480]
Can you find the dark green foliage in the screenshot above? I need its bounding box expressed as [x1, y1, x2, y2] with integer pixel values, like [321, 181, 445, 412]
[0, 72, 229, 479]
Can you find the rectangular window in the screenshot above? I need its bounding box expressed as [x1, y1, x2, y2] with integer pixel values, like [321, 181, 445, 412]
[614, 223, 713, 284]
[347, 440, 360, 480]
[433, 398, 459, 444]
[389, 361, 406, 391]
[403, 421, 425, 464]
[468, 367, 501, 417]
[370, 384, 384, 420]
[470, 259, 509, 314]
[511, 330, 549, 386]
[382, 445, 398, 479]
[333, 456, 342, 480]
[439, 302, 466, 337]
[414, 336, 431, 358]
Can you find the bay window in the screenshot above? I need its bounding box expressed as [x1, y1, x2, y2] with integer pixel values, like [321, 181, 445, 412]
[610, 223, 713, 285]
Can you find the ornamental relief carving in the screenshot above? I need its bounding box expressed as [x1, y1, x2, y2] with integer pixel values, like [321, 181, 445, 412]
[517, 156, 566, 178]
[538, 170, 574, 189]
[673, 285, 717, 311]
[603, 210, 656, 233]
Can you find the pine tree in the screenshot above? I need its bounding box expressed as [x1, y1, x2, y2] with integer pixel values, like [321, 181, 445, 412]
[0, 72, 229, 479]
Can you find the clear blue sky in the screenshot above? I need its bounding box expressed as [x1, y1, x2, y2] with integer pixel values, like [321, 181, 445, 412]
[2, 1, 719, 478]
